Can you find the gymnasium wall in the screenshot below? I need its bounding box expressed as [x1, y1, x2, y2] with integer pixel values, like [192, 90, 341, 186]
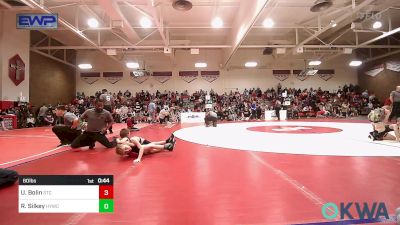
[76, 49, 358, 95]
[0, 11, 30, 104]
[29, 51, 76, 107]
[358, 53, 400, 103]
[0, 11, 3, 99]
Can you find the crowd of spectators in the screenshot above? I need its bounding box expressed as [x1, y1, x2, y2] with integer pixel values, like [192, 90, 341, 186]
[0, 83, 383, 129]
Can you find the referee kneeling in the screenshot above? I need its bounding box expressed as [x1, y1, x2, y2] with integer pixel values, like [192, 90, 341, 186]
[71, 99, 116, 149]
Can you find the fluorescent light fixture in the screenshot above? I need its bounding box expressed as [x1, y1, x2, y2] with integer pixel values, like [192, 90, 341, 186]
[245, 62, 258, 67]
[263, 18, 274, 28]
[331, 20, 337, 27]
[78, 64, 92, 69]
[87, 18, 99, 28]
[372, 21, 382, 29]
[211, 17, 223, 28]
[126, 62, 140, 69]
[140, 17, 152, 28]
[195, 62, 207, 68]
[349, 60, 362, 67]
[309, 60, 322, 66]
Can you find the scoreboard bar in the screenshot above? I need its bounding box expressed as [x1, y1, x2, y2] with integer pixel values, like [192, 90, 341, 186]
[19, 175, 113, 185]
[18, 175, 114, 213]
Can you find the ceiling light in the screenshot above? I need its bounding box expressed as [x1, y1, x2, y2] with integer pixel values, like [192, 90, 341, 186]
[372, 21, 382, 29]
[78, 64, 92, 69]
[310, 0, 333, 12]
[126, 62, 140, 69]
[195, 62, 207, 68]
[245, 62, 258, 68]
[309, 60, 322, 66]
[211, 17, 223, 28]
[349, 60, 362, 67]
[262, 18, 274, 28]
[87, 18, 99, 28]
[140, 17, 152, 28]
[331, 20, 337, 27]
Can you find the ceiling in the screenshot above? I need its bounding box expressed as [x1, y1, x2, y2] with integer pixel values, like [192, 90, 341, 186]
[3, 0, 400, 68]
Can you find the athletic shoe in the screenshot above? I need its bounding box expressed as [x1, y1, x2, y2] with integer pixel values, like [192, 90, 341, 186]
[368, 134, 373, 140]
[167, 139, 176, 151]
[57, 142, 70, 147]
[368, 131, 378, 141]
[164, 143, 173, 151]
[166, 134, 175, 143]
[89, 142, 95, 149]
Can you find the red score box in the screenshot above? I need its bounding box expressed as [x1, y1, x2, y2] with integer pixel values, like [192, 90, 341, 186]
[99, 185, 113, 199]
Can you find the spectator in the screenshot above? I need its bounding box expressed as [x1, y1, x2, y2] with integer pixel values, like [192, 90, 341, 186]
[26, 114, 35, 128]
[159, 106, 170, 124]
[37, 104, 48, 126]
[43, 111, 55, 126]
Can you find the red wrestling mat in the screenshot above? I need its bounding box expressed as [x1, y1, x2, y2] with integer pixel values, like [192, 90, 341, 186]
[0, 120, 399, 225]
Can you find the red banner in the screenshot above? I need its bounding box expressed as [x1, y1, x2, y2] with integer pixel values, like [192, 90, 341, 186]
[153, 71, 172, 83]
[9, 54, 25, 86]
[103, 72, 123, 84]
[80, 72, 101, 84]
[179, 71, 198, 83]
[201, 71, 220, 83]
[293, 70, 308, 81]
[272, 70, 290, 81]
[317, 69, 335, 81]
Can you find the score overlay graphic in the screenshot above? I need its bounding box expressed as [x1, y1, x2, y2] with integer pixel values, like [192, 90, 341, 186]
[18, 175, 113, 213]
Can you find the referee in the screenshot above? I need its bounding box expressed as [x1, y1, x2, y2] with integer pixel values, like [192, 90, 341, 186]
[204, 109, 218, 127]
[99, 89, 114, 134]
[71, 99, 116, 149]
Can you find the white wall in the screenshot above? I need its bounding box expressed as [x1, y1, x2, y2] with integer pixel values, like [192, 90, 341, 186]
[0, 11, 30, 101]
[76, 49, 358, 95]
[0, 11, 3, 97]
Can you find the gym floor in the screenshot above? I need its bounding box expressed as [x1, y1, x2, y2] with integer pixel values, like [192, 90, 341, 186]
[0, 119, 399, 225]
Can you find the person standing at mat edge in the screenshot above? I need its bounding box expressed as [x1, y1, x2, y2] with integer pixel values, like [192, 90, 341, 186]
[52, 105, 81, 147]
[389, 86, 400, 124]
[71, 99, 116, 149]
[99, 89, 114, 134]
[274, 99, 282, 120]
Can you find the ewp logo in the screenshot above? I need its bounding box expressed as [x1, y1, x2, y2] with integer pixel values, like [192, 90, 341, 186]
[17, 14, 58, 29]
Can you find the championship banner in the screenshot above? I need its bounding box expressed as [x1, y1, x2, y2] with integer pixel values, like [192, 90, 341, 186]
[201, 71, 220, 83]
[386, 61, 400, 72]
[130, 71, 149, 84]
[317, 69, 335, 81]
[179, 71, 198, 83]
[9, 54, 25, 86]
[293, 70, 308, 81]
[80, 72, 100, 84]
[103, 72, 123, 84]
[153, 71, 172, 83]
[272, 70, 290, 81]
[365, 64, 384, 77]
